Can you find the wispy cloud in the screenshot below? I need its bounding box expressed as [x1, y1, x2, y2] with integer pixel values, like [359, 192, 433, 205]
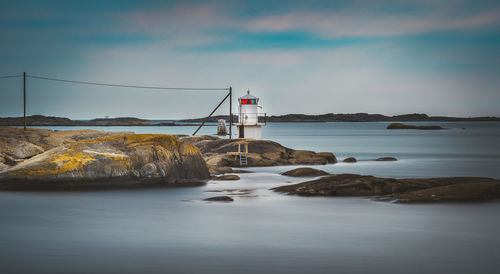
[244, 9, 500, 38]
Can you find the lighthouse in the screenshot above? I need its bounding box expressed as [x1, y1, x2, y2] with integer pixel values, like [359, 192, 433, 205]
[237, 90, 264, 139]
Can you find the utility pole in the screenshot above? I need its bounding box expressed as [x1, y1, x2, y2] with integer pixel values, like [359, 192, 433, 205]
[23, 72, 26, 131]
[229, 87, 232, 139]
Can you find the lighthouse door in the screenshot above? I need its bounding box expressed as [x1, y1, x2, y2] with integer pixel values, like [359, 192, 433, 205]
[239, 126, 244, 138]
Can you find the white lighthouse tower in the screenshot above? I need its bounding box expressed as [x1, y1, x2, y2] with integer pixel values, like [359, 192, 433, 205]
[237, 90, 264, 139]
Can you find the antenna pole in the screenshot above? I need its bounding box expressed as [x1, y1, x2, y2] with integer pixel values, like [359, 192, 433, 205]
[23, 72, 26, 131]
[229, 87, 232, 139]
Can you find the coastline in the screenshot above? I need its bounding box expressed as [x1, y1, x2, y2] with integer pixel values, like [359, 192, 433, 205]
[1, 114, 500, 127]
[1, 126, 499, 203]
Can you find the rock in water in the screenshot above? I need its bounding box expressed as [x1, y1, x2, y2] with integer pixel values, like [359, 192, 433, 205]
[272, 174, 500, 203]
[217, 119, 227, 136]
[343, 157, 357, 163]
[0, 134, 210, 190]
[281, 167, 329, 177]
[204, 196, 234, 202]
[181, 135, 338, 168]
[387, 123, 444, 130]
[212, 174, 240, 180]
[376, 157, 397, 161]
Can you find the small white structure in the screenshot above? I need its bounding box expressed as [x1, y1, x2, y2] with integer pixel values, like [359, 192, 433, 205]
[217, 119, 227, 136]
[237, 90, 264, 139]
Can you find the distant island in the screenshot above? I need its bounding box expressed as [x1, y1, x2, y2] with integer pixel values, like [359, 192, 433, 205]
[0, 115, 199, 127]
[386, 123, 445, 130]
[182, 113, 500, 123]
[0, 113, 498, 127]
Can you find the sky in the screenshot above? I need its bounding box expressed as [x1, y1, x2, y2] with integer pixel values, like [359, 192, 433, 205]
[0, 0, 499, 119]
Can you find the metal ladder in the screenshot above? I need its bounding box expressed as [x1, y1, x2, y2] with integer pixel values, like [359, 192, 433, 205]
[239, 153, 248, 166]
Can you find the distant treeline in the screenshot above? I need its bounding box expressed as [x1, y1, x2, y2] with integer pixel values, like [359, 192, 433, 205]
[1, 113, 499, 127]
[0, 115, 192, 126]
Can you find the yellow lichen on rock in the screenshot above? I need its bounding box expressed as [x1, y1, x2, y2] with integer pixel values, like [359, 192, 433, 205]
[21, 148, 98, 176]
[0, 132, 211, 187]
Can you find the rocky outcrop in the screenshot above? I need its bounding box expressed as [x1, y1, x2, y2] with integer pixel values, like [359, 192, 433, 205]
[0, 134, 210, 190]
[343, 157, 357, 163]
[0, 127, 133, 171]
[272, 174, 500, 203]
[281, 167, 329, 177]
[180, 135, 337, 171]
[387, 123, 444, 130]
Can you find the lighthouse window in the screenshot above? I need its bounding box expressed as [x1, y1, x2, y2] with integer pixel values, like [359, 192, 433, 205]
[241, 99, 256, 104]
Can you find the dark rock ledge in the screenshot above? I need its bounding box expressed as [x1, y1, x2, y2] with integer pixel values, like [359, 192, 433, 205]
[272, 174, 500, 203]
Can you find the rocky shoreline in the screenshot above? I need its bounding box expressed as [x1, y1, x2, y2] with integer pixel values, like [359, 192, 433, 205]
[0, 127, 337, 190]
[1, 128, 499, 203]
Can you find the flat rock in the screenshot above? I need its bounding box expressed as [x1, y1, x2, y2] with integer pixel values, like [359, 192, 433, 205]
[272, 174, 500, 203]
[376, 157, 397, 161]
[212, 174, 240, 180]
[204, 196, 234, 202]
[281, 167, 329, 177]
[343, 157, 357, 163]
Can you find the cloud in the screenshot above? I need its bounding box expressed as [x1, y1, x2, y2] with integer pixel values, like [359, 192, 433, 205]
[244, 9, 500, 38]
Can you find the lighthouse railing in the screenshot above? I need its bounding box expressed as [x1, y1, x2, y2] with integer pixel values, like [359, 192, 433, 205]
[232, 112, 267, 126]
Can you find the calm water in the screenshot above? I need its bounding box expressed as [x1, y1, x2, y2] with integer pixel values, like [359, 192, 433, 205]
[2, 122, 500, 273]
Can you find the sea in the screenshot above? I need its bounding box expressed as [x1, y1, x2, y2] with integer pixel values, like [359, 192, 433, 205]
[1, 122, 499, 273]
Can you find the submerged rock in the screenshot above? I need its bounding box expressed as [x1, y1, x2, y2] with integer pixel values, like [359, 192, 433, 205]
[204, 196, 234, 202]
[281, 167, 329, 177]
[0, 134, 210, 190]
[376, 157, 397, 161]
[343, 157, 357, 163]
[387, 123, 444, 130]
[272, 174, 500, 203]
